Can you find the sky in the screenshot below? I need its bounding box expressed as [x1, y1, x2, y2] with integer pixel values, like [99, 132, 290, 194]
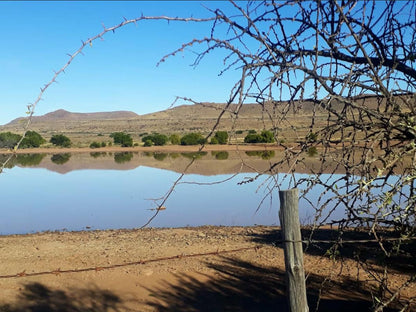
[0, 1, 241, 125]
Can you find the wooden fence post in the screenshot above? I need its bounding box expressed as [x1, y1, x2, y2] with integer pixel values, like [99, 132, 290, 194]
[279, 188, 309, 312]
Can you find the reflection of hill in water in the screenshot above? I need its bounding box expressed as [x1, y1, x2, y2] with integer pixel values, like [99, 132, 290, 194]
[4, 151, 326, 175]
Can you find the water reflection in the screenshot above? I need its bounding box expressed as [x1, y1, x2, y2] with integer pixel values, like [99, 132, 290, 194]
[51, 153, 71, 165]
[181, 152, 208, 159]
[0, 151, 407, 235]
[114, 152, 133, 164]
[90, 152, 107, 158]
[153, 152, 168, 161]
[245, 150, 275, 160]
[211, 151, 229, 160]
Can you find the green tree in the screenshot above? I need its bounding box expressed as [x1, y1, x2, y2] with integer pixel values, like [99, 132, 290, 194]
[244, 133, 262, 143]
[20, 131, 46, 148]
[50, 134, 71, 148]
[110, 132, 133, 147]
[180, 133, 206, 145]
[244, 130, 274, 143]
[0, 132, 22, 149]
[142, 133, 168, 146]
[260, 130, 274, 143]
[213, 131, 228, 144]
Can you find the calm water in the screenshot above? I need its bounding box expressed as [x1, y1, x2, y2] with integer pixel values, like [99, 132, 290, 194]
[0, 151, 348, 235]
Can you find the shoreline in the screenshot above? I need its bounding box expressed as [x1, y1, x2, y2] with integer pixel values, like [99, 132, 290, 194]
[0, 143, 289, 155]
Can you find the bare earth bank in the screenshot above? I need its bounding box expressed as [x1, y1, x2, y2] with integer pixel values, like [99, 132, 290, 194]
[0, 226, 414, 312]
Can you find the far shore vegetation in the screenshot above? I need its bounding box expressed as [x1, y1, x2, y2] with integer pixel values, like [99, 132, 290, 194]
[0, 129, 278, 150]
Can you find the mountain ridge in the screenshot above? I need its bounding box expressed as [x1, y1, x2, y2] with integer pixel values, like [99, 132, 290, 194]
[6, 109, 140, 125]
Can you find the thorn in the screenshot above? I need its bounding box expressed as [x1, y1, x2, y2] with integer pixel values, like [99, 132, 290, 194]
[17, 270, 26, 277]
[123, 16, 127, 21]
[95, 267, 104, 272]
[52, 268, 61, 276]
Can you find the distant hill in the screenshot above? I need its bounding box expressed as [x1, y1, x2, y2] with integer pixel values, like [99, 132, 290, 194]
[0, 95, 398, 142]
[0, 103, 288, 137]
[6, 109, 139, 125]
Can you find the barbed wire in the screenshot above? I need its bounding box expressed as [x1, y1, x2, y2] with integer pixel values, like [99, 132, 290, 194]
[0, 245, 261, 280]
[1, 236, 414, 280]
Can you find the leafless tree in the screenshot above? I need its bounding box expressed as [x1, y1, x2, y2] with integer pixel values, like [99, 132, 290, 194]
[161, 1, 416, 309]
[1, 0, 415, 310]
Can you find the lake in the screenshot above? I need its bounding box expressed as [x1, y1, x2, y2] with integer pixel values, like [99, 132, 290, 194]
[0, 151, 369, 235]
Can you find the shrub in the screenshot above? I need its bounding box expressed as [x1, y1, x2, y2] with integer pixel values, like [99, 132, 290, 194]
[50, 134, 71, 147]
[260, 130, 275, 143]
[210, 137, 219, 144]
[214, 131, 228, 144]
[244, 130, 275, 143]
[169, 134, 181, 145]
[20, 131, 46, 148]
[180, 133, 206, 145]
[110, 132, 133, 147]
[101, 142, 106, 147]
[89, 141, 101, 149]
[0, 132, 22, 149]
[142, 133, 168, 146]
[306, 132, 318, 143]
[244, 133, 262, 143]
[143, 139, 153, 147]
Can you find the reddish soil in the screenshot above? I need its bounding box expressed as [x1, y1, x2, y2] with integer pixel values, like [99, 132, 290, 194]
[0, 226, 414, 311]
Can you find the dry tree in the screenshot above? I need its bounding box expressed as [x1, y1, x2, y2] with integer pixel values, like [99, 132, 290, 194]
[1, 0, 415, 310]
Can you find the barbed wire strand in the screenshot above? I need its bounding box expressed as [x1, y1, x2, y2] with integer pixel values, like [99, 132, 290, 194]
[1, 236, 414, 280]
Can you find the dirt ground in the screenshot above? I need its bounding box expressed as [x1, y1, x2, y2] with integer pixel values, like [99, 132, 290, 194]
[0, 226, 414, 312]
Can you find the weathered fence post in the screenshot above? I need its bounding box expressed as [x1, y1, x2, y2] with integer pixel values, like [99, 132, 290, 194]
[279, 188, 309, 312]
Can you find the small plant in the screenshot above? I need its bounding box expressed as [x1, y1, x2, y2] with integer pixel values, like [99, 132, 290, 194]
[89, 141, 101, 149]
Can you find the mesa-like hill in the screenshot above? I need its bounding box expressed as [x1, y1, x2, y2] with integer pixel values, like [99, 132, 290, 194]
[1, 103, 295, 137]
[7, 109, 139, 124]
[1, 95, 401, 144]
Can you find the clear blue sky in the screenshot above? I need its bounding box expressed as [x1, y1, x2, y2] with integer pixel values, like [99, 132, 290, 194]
[0, 1, 240, 125]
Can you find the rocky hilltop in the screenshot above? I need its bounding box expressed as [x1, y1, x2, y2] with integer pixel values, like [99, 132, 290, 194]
[0, 103, 285, 137]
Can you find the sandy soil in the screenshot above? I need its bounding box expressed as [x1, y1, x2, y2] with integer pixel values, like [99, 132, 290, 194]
[0, 226, 414, 312]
